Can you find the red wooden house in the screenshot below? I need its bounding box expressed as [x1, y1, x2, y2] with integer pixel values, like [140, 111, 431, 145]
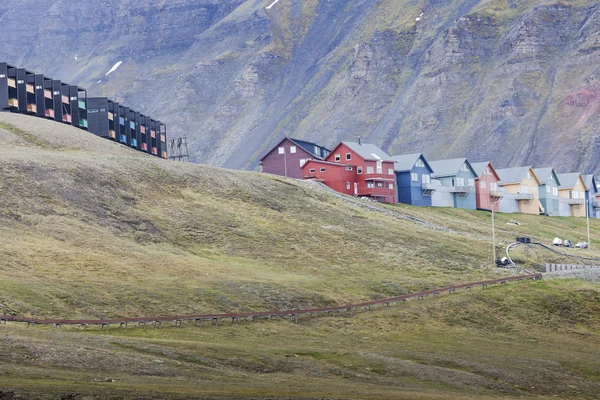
[302, 141, 396, 204]
[471, 161, 503, 212]
[259, 137, 331, 179]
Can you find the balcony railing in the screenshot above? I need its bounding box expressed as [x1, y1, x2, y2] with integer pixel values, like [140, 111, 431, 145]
[62, 114, 72, 123]
[364, 172, 395, 181]
[79, 119, 88, 128]
[161, 151, 167, 159]
[490, 190, 504, 198]
[8, 98, 18, 107]
[140, 126, 146, 134]
[357, 187, 395, 196]
[78, 100, 86, 110]
[150, 130, 156, 138]
[160, 134, 166, 143]
[109, 130, 116, 139]
[44, 89, 52, 99]
[152, 147, 158, 155]
[61, 95, 69, 104]
[422, 182, 437, 191]
[141, 142, 148, 151]
[26, 84, 34, 93]
[449, 186, 471, 193]
[7, 78, 16, 88]
[108, 112, 114, 121]
[567, 198, 584, 205]
[27, 103, 37, 113]
[514, 193, 534, 200]
[45, 108, 55, 118]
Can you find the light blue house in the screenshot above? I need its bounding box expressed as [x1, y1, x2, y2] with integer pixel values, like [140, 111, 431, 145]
[533, 168, 561, 216]
[584, 175, 599, 218]
[389, 153, 435, 206]
[429, 158, 477, 210]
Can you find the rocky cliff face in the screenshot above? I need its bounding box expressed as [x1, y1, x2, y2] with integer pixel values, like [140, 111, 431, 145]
[2, 0, 600, 174]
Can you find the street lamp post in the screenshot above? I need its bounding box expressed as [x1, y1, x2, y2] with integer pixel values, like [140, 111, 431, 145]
[586, 199, 591, 251]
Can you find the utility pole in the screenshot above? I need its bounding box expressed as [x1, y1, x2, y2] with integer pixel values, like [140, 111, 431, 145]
[586, 199, 591, 251]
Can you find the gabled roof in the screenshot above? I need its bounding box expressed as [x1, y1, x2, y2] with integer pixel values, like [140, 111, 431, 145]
[557, 173, 587, 190]
[289, 138, 331, 157]
[338, 141, 392, 161]
[583, 174, 597, 192]
[429, 158, 475, 178]
[389, 153, 433, 172]
[259, 137, 328, 162]
[496, 166, 539, 185]
[471, 161, 501, 180]
[533, 167, 561, 187]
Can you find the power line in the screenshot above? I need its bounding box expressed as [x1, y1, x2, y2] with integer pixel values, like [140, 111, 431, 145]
[168, 137, 190, 162]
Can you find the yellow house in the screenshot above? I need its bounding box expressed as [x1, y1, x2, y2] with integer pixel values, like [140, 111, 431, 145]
[557, 173, 587, 217]
[496, 166, 542, 215]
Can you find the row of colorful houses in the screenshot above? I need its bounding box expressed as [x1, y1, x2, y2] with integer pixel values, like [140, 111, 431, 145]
[259, 138, 599, 218]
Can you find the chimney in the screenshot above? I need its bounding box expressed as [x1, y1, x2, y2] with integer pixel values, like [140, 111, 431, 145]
[358, 137, 361, 145]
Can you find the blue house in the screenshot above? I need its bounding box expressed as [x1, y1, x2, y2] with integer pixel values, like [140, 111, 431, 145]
[583, 175, 599, 218]
[389, 153, 435, 206]
[428, 158, 477, 210]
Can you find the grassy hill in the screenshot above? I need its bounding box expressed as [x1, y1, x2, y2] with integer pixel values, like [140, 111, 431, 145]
[0, 113, 599, 398]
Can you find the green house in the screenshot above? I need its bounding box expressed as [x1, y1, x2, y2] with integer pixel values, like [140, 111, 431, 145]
[533, 167, 561, 216]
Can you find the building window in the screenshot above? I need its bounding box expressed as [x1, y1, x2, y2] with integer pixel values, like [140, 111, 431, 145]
[389, 183, 394, 189]
[485, 167, 491, 175]
[335, 154, 341, 162]
[345, 167, 353, 171]
[290, 146, 296, 154]
[415, 159, 424, 168]
[422, 174, 430, 184]
[300, 159, 307, 167]
[522, 185, 529, 194]
[460, 163, 469, 172]
[377, 182, 383, 188]
[346, 182, 351, 190]
[367, 166, 374, 174]
[456, 177, 465, 186]
[345, 153, 352, 161]
[480, 181, 487, 189]
[357, 167, 363, 174]
[411, 173, 419, 182]
[376, 161, 382, 174]
[320, 168, 326, 172]
[468, 178, 475, 187]
[553, 187, 558, 196]
[367, 182, 374, 188]
[309, 168, 315, 173]
[278, 147, 285, 155]
[388, 168, 394, 175]
[546, 186, 551, 194]
[490, 182, 497, 191]
[527, 171, 532, 179]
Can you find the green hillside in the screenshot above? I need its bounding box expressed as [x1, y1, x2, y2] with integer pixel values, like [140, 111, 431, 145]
[0, 113, 599, 398]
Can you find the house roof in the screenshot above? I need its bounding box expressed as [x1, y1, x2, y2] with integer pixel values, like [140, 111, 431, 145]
[558, 173, 586, 190]
[389, 153, 432, 172]
[471, 161, 502, 181]
[429, 158, 474, 178]
[259, 137, 329, 162]
[289, 137, 331, 154]
[533, 167, 560, 186]
[583, 174, 597, 192]
[495, 166, 538, 185]
[340, 141, 391, 161]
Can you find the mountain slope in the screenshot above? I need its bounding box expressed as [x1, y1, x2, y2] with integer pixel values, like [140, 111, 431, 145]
[1, 113, 600, 399]
[2, 0, 600, 173]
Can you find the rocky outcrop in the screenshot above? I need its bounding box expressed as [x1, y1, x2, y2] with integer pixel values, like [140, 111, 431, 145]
[1, 0, 600, 173]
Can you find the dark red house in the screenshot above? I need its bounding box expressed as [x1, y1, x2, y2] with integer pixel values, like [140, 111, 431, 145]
[302, 141, 396, 204]
[259, 137, 331, 179]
